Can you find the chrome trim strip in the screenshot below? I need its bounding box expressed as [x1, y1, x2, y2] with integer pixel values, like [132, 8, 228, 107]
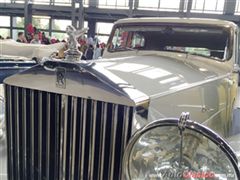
[68, 97, 73, 180]
[54, 94, 60, 179]
[7, 85, 13, 180]
[79, 99, 87, 179]
[69, 97, 77, 180]
[98, 102, 107, 180]
[122, 107, 130, 149]
[108, 105, 118, 180]
[30, 90, 35, 179]
[45, 93, 51, 180]
[89, 100, 97, 180]
[119, 106, 130, 179]
[38, 91, 42, 180]
[14, 87, 20, 179]
[59, 95, 68, 180]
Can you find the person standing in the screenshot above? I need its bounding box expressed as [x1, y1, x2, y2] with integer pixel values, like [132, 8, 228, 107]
[30, 33, 41, 44]
[85, 44, 94, 60]
[93, 44, 102, 59]
[41, 32, 50, 45]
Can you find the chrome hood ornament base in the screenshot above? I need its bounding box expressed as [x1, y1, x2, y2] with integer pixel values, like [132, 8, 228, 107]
[64, 26, 88, 61]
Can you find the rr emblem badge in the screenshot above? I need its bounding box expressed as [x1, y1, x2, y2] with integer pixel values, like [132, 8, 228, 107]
[56, 67, 66, 89]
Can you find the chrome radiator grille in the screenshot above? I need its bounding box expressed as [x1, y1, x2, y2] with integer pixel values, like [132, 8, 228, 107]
[5, 85, 134, 180]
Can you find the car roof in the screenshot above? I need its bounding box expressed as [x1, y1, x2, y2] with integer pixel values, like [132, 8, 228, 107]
[114, 17, 237, 29]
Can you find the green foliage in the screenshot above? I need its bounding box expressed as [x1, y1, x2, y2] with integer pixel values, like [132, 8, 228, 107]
[15, 17, 24, 28]
[32, 17, 49, 30]
[52, 32, 67, 40]
[0, 29, 10, 38]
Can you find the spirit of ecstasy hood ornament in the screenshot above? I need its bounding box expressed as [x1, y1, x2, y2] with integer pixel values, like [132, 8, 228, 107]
[64, 25, 89, 61]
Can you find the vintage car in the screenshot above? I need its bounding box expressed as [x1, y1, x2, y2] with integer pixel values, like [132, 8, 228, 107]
[2, 18, 240, 179]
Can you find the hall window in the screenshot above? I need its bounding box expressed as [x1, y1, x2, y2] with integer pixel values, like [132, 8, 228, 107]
[12, 0, 25, 3]
[32, 0, 50, 5]
[0, 28, 10, 39]
[96, 22, 113, 35]
[191, 0, 224, 13]
[54, 0, 71, 6]
[32, 16, 50, 30]
[51, 32, 67, 41]
[0, 16, 10, 27]
[52, 19, 72, 31]
[138, 0, 180, 11]
[12, 17, 24, 28]
[235, 0, 240, 14]
[83, 0, 89, 7]
[0, 0, 10, 3]
[98, 0, 129, 9]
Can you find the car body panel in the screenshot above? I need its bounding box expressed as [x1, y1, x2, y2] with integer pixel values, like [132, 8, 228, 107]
[96, 51, 236, 136]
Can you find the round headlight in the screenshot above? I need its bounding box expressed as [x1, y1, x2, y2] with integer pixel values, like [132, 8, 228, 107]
[122, 113, 240, 180]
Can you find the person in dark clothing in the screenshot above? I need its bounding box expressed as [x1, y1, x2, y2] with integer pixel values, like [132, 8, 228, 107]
[16, 32, 27, 43]
[41, 32, 50, 45]
[85, 45, 94, 60]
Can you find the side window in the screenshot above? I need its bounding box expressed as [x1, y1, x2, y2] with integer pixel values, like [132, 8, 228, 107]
[131, 33, 145, 49]
[110, 28, 128, 49]
[109, 28, 145, 51]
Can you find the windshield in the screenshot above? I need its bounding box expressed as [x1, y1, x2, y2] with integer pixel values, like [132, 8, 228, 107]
[108, 24, 232, 60]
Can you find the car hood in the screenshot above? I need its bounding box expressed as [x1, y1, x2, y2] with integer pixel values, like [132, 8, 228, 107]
[96, 51, 232, 98]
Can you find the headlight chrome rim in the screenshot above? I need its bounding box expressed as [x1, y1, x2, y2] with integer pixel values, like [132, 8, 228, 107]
[122, 118, 240, 179]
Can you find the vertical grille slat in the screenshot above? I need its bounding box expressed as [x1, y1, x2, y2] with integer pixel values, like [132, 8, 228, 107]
[6, 85, 13, 180]
[79, 98, 87, 180]
[14, 87, 20, 179]
[69, 97, 77, 180]
[108, 105, 118, 180]
[38, 91, 42, 180]
[45, 93, 51, 180]
[5, 85, 134, 180]
[22, 88, 27, 180]
[98, 102, 107, 180]
[54, 94, 60, 180]
[88, 100, 97, 180]
[119, 106, 130, 179]
[59, 95, 68, 180]
[30, 90, 35, 180]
